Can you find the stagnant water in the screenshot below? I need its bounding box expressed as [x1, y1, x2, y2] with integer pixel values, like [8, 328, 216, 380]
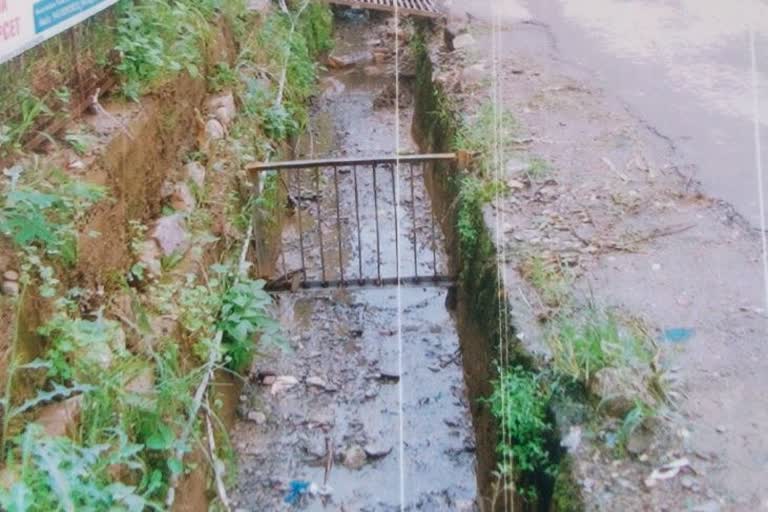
[230, 17, 478, 511]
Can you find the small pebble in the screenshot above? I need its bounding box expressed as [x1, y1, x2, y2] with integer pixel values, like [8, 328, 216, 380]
[247, 411, 267, 425]
[1, 281, 19, 297]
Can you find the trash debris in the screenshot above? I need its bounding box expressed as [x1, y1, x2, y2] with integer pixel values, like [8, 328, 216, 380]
[561, 426, 582, 453]
[271, 375, 299, 395]
[644, 458, 691, 488]
[662, 327, 695, 343]
[306, 376, 328, 389]
[284, 480, 310, 505]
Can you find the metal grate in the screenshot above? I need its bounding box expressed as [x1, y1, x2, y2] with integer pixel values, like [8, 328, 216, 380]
[248, 154, 456, 291]
[323, 0, 441, 18]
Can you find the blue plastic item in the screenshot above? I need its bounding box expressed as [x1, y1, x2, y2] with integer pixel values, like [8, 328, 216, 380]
[284, 480, 311, 505]
[662, 327, 695, 343]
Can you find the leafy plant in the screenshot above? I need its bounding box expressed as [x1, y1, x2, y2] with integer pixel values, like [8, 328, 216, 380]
[64, 132, 91, 156]
[615, 401, 654, 454]
[208, 63, 239, 92]
[0, 89, 51, 155]
[488, 367, 553, 499]
[218, 276, 280, 373]
[114, 0, 220, 100]
[0, 425, 160, 512]
[38, 309, 127, 382]
[0, 171, 105, 266]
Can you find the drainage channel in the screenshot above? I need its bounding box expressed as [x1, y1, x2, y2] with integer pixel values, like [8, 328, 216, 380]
[230, 14, 478, 512]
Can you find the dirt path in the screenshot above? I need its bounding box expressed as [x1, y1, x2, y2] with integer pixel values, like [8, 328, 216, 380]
[230, 17, 477, 511]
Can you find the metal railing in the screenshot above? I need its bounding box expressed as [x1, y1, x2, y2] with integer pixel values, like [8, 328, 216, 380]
[248, 153, 456, 290]
[321, 0, 440, 18]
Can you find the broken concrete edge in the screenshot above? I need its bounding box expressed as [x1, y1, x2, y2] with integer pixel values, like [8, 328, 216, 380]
[412, 21, 585, 510]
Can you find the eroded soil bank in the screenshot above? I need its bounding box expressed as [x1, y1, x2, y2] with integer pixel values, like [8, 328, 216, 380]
[231, 15, 478, 511]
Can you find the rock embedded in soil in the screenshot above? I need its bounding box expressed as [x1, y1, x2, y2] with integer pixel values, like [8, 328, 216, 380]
[170, 182, 196, 213]
[207, 92, 237, 127]
[306, 376, 328, 389]
[126, 367, 155, 396]
[326, 53, 356, 69]
[363, 441, 392, 459]
[34, 396, 82, 438]
[205, 119, 226, 141]
[1, 281, 19, 296]
[452, 33, 477, 50]
[246, 0, 270, 12]
[247, 411, 267, 425]
[342, 445, 367, 470]
[589, 367, 652, 417]
[184, 161, 206, 189]
[151, 213, 190, 257]
[3, 270, 19, 282]
[270, 375, 299, 395]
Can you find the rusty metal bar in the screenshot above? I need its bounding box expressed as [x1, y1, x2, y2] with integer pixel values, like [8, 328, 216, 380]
[319, 0, 441, 18]
[247, 153, 457, 172]
[352, 165, 364, 284]
[294, 170, 306, 278]
[266, 275, 454, 292]
[314, 167, 327, 284]
[333, 165, 345, 285]
[390, 163, 400, 282]
[409, 162, 418, 280]
[429, 164, 438, 278]
[278, 175, 289, 276]
[372, 163, 382, 285]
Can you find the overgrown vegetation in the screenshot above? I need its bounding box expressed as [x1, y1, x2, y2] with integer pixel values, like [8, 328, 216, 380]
[548, 307, 655, 386]
[114, 0, 237, 101]
[0, 1, 332, 507]
[0, 167, 105, 268]
[519, 255, 570, 310]
[456, 175, 507, 253]
[488, 367, 553, 501]
[454, 101, 517, 178]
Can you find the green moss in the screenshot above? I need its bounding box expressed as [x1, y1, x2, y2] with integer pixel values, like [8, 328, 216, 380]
[551, 457, 584, 512]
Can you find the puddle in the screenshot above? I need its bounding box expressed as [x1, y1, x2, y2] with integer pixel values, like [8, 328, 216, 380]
[230, 16, 478, 511]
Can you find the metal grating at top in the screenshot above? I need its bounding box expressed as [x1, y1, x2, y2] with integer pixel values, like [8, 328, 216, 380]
[325, 0, 441, 18]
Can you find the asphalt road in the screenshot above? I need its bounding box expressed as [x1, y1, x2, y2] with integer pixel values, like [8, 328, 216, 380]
[445, 0, 768, 228]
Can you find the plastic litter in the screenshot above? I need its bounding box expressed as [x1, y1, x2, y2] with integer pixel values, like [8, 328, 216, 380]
[284, 480, 333, 505]
[662, 327, 695, 343]
[284, 480, 310, 505]
[644, 457, 691, 488]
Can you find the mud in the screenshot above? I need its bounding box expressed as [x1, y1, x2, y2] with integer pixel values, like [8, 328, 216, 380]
[231, 16, 477, 511]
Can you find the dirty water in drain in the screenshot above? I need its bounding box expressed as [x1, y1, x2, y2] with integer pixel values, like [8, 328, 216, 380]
[230, 15, 479, 512]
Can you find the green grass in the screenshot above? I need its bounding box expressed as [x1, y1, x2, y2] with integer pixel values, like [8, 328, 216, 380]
[547, 307, 655, 385]
[519, 255, 570, 309]
[454, 101, 518, 178]
[526, 157, 551, 180]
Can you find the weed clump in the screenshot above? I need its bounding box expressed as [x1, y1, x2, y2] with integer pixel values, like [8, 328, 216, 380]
[548, 307, 655, 386]
[488, 367, 553, 501]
